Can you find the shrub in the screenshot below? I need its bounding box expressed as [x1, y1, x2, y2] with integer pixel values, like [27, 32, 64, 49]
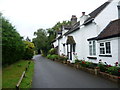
[106, 66, 120, 76]
[88, 63, 98, 69]
[58, 55, 68, 61]
[47, 54, 51, 59]
[75, 60, 80, 64]
[48, 48, 56, 55]
[47, 54, 59, 60]
[51, 54, 59, 60]
[79, 60, 87, 67]
[23, 41, 35, 60]
[97, 63, 107, 72]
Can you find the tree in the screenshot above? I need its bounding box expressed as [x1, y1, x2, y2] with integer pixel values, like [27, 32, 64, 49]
[23, 41, 35, 60]
[2, 16, 25, 65]
[33, 28, 48, 56]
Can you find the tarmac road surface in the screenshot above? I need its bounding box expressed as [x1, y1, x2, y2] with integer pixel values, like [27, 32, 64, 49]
[32, 55, 119, 88]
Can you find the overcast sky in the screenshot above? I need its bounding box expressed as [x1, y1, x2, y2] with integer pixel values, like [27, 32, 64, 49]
[0, 0, 108, 40]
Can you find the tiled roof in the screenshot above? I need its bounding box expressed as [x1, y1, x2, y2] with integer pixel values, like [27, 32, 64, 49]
[64, 21, 80, 36]
[96, 19, 120, 40]
[84, 1, 110, 24]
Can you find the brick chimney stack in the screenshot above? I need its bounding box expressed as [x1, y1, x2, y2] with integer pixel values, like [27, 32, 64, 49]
[82, 12, 85, 16]
[71, 15, 77, 26]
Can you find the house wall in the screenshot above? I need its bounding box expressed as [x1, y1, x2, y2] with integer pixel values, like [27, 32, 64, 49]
[53, 40, 58, 48]
[118, 37, 120, 64]
[97, 37, 119, 66]
[64, 23, 98, 63]
[95, 0, 119, 34]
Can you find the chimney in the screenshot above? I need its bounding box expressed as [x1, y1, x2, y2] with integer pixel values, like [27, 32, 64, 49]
[71, 15, 77, 26]
[82, 12, 85, 16]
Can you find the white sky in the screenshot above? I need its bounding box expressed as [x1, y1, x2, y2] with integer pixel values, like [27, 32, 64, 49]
[0, 0, 108, 40]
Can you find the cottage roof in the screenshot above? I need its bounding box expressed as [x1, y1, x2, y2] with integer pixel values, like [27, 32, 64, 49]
[96, 19, 120, 40]
[84, 1, 110, 24]
[66, 36, 76, 44]
[64, 21, 80, 36]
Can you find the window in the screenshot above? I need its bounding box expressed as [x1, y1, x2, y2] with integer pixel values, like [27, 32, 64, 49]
[99, 42, 111, 55]
[118, 3, 120, 18]
[105, 42, 111, 54]
[63, 44, 65, 54]
[73, 44, 76, 52]
[89, 41, 96, 56]
[93, 41, 96, 55]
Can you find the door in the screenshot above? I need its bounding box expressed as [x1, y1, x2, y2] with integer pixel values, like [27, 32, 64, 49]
[67, 44, 72, 60]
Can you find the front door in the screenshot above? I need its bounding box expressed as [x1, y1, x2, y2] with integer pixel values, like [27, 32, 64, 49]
[67, 44, 72, 60]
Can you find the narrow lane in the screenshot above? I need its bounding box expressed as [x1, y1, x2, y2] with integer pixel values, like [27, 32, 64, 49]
[32, 55, 118, 88]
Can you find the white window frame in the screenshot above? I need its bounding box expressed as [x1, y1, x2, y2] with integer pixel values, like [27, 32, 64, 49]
[99, 41, 111, 55]
[89, 41, 96, 56]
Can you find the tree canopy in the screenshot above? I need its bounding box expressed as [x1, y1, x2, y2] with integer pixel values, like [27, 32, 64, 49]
[32, 20, 71, 56]
[2, 16, 25, 65]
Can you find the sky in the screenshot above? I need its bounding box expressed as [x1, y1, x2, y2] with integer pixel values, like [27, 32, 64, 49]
[0, 0, 108, 40]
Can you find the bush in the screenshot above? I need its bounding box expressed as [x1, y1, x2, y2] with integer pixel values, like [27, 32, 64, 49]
[75, 60, 80, 64]
[47, 54, 51, 59]
[97, 63, 107, 72]
[79, 60, 88, 67]
[47, 54, 59, 60]
[58, 55, 68, 61]
[88, 62, 97, 69]
[23, 41, 35, 60]
[48, 48, 56, 55]
[106, 66, 120, 76]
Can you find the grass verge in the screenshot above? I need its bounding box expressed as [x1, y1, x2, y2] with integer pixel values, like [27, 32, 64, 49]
[20, 61, 34, 88]
[2, 60, 34, 88]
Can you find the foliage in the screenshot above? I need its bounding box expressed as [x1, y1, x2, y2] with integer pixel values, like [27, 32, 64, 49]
[48, 48, 57, 55]
[20, 61, 34, 88]
[33, 28, 49, 56]
[23, 41, 35, 60]
[33, 20, 71, 56]
[47, 54, 59, 60]
[46, 54, 51, 59]
[2, 16, 25, 65]
[106, 66, 120, 76]
[75, 60, 80, 64]
[58, 55, 68, 61]
[97, 63, 107, 72]
[79, 60, 88, 67]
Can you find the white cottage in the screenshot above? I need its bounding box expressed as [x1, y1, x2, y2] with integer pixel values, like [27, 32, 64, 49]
[53, 0, 120, 66]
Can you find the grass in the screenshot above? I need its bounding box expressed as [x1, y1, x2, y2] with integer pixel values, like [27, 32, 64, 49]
[20, 61, 34, 88]
[2, 60, 34, 88]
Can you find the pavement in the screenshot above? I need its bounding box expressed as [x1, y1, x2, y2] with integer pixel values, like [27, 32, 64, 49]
[32, 55, 119, 88]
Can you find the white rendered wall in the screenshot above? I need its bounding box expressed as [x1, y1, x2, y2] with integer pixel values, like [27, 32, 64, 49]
[97, 38, 119, 66]
[95, 0, 119, 34]
[118, 37, 120, 64]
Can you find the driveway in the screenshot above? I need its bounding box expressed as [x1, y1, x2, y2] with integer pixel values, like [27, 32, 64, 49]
[32, 55, 119, 88]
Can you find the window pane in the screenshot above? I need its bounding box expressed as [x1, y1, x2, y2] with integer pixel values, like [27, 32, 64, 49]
[100, 43, 104, 46]
[93, 41, 96, 55]
[89, 45, 92, 55]
[100, 48, 105, 54]
[106, 42, 111, 54]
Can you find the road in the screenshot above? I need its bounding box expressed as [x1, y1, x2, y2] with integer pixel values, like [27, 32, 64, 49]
[32, 55, 119, 88]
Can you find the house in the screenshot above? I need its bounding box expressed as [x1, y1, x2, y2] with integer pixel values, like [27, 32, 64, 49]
[53, 0, 120, 66]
